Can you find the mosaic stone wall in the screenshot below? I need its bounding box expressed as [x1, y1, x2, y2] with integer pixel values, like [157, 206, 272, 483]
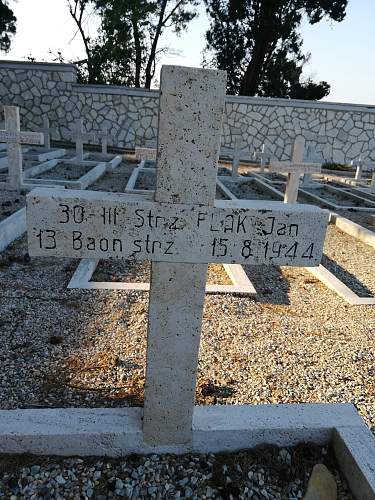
[1, 60, 375, 163]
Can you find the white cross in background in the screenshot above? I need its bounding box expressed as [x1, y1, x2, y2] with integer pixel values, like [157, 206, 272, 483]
[0, 105, 44, 190]
[69, 118, 96, 162]
[269, 136, 321, 203]
[26, 66, 329, 446]
[38, 116, 56, 150]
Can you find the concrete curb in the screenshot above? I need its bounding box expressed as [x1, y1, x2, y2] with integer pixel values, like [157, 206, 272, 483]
[67, 258, 256, 296]
[0, 207, 26, 252]
[0, 403, 373, 497]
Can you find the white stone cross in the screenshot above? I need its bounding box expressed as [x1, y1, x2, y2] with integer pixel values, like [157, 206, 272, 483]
[38, 116, 56, 150]
[370, 171, 375, 194]
[221, 138, 248, 180]
[26, 66, 329, 447]
[69, 118, 95, 162]
[253, 143, 268, 173]
[97, 125, 110, 155]
[352, 157, 374, 181]
[269, 137, 321, 203]
[0, 105, 44, 190]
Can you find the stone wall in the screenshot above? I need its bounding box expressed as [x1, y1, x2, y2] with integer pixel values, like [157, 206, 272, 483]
[1, 60, 375, 163]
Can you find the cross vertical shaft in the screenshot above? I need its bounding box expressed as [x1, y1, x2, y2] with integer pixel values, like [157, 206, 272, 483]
[142, 66, 226, 446]
[5, 106, 22, 190]
[284, 136, 305, 204]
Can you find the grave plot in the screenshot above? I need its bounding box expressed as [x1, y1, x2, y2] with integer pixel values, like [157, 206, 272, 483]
[89, 161, 135, 192]
[298, 184, 375, 211]
[22, 146, 65, 162]
[321, 225, 375, 297]
[25, 159, 107, 190]
[0, 191, 25, 222]
[2, 66, 374, 496]
[336, 209, 375, 232]
[134, 168, 156, 190]
[220, 176, 283, 201]
[0, 443, 354, 498]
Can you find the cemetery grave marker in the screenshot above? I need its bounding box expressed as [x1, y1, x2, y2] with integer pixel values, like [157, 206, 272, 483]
[69, 118, 96, 162]
[269, 136, 321, 203]
[39, 116, 56, 150]
[27, 66, 329, 447]
[98, 125, 110, 155]
[253, 143, 268, 173]
[221, 138, 249, 180]
[0, 105, 44, 190]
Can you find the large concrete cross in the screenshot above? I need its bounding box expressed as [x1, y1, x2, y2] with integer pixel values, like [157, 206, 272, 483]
[26, 66, 328, 447]
[269, 137, 321, 203]
[0, 106, 44, 190]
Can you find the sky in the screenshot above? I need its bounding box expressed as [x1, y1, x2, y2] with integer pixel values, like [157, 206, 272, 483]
[2, 0, 375, 105]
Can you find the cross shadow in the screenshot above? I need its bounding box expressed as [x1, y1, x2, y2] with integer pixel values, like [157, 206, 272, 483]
[321, 255, 374, 297]
[242, 264, 291, 305]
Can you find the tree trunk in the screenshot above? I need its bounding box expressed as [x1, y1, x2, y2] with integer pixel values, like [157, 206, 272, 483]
[144, 0, 168, 88]
[239, 35, 269, 96]
[132, 13, 142, 88]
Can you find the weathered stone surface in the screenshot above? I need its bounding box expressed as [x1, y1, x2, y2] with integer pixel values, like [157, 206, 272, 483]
[2, 106, 44, 190]
[27, 189, 328, 266]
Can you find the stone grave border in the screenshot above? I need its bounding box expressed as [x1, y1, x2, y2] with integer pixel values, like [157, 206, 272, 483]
[67, 258, 256, 296]
[23, 147, 66, 162]
[221, 175, 375, 306]
[0, 207, 26, 252]
[125, 164, 155, 195]
[298, 185, 375, 212]
[25, 159, 107, 190]
[218, 174, 285, 201]
[0, 403, 374, 497]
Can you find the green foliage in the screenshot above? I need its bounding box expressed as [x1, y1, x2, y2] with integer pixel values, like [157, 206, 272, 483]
[70, 0, 199, 86]
[0, 0, 16, 53]
[322, 162, 351, 171]
[204, 0, 347, 98]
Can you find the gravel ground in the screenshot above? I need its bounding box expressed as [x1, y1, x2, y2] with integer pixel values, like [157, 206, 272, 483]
[0, 191, 25, 221]
[90, 162, 135, 192]
[93, 260, 232, 285]
[37, 163, 94, 181]
[322, 225, 375, 297]
[0, 444, 353, 499]
[135, 170, 156, 190]
[222, 179, 280, 201]
[0, 233, 374, 434]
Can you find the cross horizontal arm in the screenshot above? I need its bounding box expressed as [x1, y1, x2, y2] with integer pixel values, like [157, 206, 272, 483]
[269, 161, 321, 174]
[27, 188, 328, 266]
[0, 130, 44, 145]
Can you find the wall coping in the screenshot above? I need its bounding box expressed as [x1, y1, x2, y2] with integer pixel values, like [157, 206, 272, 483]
[0, 60, 77, 73]
[2, 60, 375, 114]
[73, 83, 375, 114]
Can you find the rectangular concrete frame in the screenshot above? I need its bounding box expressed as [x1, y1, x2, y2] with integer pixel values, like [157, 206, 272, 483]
[217, 178, 375, 305]
[67, 257, 256, 296]
[23, 148, 66, 162]
[299, 185, 375, 212]
[0, 403, 373, 498]
[304, 212, 375, 305]
[218, 174, 285, 201]
[0, 207, 26, 252]
[305, 264, 375, 305]
[26, 161, 107, 190]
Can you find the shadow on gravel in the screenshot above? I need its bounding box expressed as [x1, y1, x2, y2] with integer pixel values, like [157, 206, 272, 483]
[322, 254, 374, 298]
[243, 265, 291, 305]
